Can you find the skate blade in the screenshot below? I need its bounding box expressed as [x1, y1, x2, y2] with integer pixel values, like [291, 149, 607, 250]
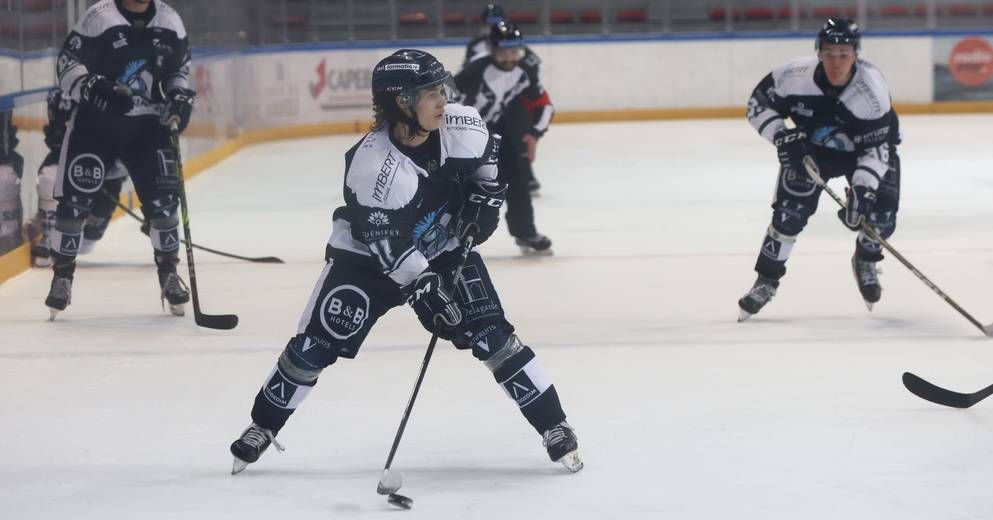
[231, 458, 249, 475]
[557, 450, 583, 473]
[48, 308, 60, 321]
[168, 303, 186, 317]
[737, 309, 753, 322]
[519, 247, 554, 257]
[864, 300, 874, 312]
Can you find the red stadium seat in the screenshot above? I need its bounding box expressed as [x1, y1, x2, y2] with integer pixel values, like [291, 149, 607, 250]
[879, 5, 910, 16]
[813, 6, 843, 17]
[743, 7, 775, 20]
[984, 3, 993, 15]
[509, 10, 539, 24]
[913, 4, 928, 16]
[579, 9, 603, 23]
[616, 9, 648, 23]
[399, 12, 429, 25]
[550, 9, 574, 23]
[710, 7, 727, 21]
[442, 11, 466, 25]
[947, 3, 979, 16]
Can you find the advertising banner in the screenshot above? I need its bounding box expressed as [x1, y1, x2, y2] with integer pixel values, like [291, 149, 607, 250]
[934, 36, 993, 101]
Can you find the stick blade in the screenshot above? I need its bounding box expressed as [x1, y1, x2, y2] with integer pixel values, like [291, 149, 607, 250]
[377, 469, 402, 495]
[984, 323, 993, 337]
[195, 313, 239, 330]
[252, 256, 285, 264]
[902, 372, 975, 408]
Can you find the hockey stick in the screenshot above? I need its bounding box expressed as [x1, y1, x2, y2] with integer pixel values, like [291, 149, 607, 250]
[377, 235, 476, 509]
[100, 189, 285, 264]
[902, 372, 993, 408]
[802, 156, 993, 337]
[170, 124, 239, 330]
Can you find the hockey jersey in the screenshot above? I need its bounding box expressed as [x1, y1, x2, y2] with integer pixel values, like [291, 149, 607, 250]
[57, 0, 191, 118]
[455, 51, 553, 137]
[328, 103, 500, 288]
[747, 56, 899, 187]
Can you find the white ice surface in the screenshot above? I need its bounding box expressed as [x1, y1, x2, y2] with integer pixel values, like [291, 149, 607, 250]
[2, 115, 993, 519]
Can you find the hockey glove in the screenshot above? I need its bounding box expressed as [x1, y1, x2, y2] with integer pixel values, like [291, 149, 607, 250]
[457, 179, 506, 245]
[838, 184, 877, 231]
[407, 271, 462, 337]
[80, 75, 134, 114]
[773, 128, 809, 173]
[161, 88, 196, 133]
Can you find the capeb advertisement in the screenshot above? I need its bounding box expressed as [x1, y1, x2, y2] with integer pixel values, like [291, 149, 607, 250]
[934, 35, 993, 101]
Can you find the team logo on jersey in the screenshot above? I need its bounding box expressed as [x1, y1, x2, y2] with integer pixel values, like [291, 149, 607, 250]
[117, 60, 150, 97]
[811, 126, 855, 152]
[319, 285, 370, 340]
[66, 154, 105, 193]
[68, 36, 82, 50]
[367, 211, 390, 227]
[790, 103, 813, 117]
[112, 32, 128, 49]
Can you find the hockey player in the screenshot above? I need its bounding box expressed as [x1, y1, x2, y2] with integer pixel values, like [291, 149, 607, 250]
[456, 23, 555, 254]
[0, 112, 23, 255]
[45, 0, 196, 318]
[462, 3, 507, 66]
[229, 49, 581, 476]
[462, 4, 545, 195]
[29, 88, 129, 267]
[738, 18, 901, 320]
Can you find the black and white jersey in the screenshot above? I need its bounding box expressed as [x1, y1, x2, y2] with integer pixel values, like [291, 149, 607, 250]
[328, 103, 500, 288]
[747, 56, 899, 187]
[455, 52, 553, 137]
[57, 0, 191, 118]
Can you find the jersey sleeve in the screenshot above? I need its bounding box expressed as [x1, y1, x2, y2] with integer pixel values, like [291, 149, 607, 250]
[57, 14, 104, 102]
[454, 58, 487, 107]
[845, 63, 897, 190]
[746, 72, 787, 143]
[156, 5, 192, 93]
[519, 54, 554, 137]
[343, 135, 428, 287]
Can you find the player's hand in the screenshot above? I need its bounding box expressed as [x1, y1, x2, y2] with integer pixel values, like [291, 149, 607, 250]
[838, 185, 877, 231]
[160, 88, 196, 133]
[773, 128, 808, 173]
[80, 75, 134, 114]
[457, 179, 506, 245]
[407, 272, 462, 336]
[522, 133, 538, 163]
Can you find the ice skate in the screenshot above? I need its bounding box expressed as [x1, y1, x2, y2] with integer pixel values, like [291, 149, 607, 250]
[737, 275, 779, 322]
[515, 233, 553, 256]
[851, 253, 881, 311]
[543, 421, 583, 473]
[158, 271, 190, 316]
[31, 245, 52, 268]
[230, 422, 284, 475]
[45, 274, 72, 320]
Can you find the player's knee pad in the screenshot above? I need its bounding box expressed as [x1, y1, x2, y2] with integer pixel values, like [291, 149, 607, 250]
[770, 199, 812, 237]
[56, 195, 95, 220]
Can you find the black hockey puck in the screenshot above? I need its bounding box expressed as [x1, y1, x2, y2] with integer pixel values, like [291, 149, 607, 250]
[387, 493, 413, 509]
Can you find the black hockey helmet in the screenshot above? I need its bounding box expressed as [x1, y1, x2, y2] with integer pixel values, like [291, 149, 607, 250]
[371, 49, 454, 109]
[488, 21, 524, 49]
[816, 17, 861, 52]
[481, 4, 506, 26]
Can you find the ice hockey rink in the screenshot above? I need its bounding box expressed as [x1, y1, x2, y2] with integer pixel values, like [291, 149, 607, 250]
[1, 114, 992, 519]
